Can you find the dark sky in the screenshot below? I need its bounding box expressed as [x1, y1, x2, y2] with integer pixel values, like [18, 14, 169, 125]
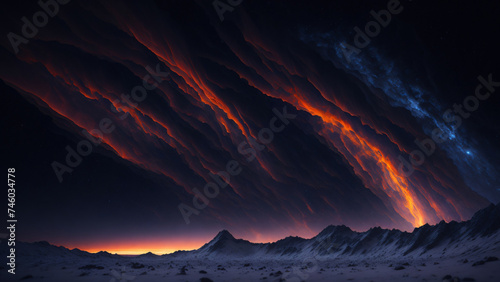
[1, 0, 500, 254]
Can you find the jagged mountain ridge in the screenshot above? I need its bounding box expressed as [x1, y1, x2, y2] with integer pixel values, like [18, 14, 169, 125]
[8, 203, 500, 259]
[186, 203, 500, 258]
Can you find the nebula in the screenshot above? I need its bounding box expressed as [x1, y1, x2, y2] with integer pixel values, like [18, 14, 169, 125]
[1, 0, 498, 253]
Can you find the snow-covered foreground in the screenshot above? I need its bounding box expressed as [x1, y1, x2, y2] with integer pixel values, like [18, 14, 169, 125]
[1, 254, 500, 281]
[1, 203, 499, 281]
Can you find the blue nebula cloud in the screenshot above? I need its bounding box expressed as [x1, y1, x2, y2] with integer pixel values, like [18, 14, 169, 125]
[299, 29, 500, 203]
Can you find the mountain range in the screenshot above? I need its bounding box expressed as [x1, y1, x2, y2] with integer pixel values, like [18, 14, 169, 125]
[8, 203, 500, 260]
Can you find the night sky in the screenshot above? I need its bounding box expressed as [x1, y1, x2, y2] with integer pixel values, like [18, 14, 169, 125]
[1, 0, 500, 255]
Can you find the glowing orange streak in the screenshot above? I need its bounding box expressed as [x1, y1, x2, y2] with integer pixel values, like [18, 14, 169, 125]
[317, 114, 426, 227]
[4, 74, 207, 194]
[125, 34, 297, 192]
[306, 202, 314, 214]
[124, 35, 251, 140]
[29, 58, 247, 197]
[114, 25, 304, 198]
[215, 36, 432, 226]
[336, 131, 426, 226]
[37, 53, 262, 184]
[223, 61, 428, 226]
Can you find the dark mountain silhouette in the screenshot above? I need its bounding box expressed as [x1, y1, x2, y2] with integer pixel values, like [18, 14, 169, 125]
[7, 203, 500, 260]
[189, 203, 500, 258]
